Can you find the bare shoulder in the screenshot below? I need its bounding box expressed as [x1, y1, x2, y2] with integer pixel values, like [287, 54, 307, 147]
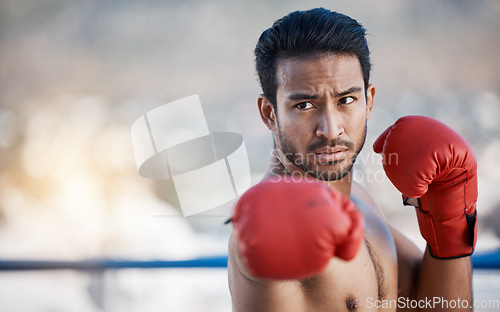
[351, 181, 384, 217]
[351, 181, 420, 259]
[350, 181, 395, 254]
[350, 182, 423, 302]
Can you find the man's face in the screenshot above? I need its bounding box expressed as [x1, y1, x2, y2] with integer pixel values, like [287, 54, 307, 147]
[271, 54, 374, 181]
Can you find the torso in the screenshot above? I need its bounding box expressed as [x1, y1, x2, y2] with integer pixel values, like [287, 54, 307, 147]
[228, 184, 399, 312]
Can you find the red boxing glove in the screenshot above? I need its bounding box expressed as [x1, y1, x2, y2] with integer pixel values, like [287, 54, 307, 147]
[230, 178, 364, 280]
[373, 116, 477, 259]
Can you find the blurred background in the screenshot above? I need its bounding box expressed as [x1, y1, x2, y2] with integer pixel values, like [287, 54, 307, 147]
[0, 0, 499, 311]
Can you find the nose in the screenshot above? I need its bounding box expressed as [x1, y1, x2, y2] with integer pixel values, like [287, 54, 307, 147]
[315, 107, 345, 140]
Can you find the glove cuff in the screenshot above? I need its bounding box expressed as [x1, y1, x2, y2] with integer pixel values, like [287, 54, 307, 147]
[415, 194, 477, 259]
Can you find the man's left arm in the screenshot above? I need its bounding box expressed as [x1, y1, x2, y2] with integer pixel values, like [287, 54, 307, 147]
[388, 225, 472, 312]
[374, 116, 477, 311]
[415, 247, 473, 311]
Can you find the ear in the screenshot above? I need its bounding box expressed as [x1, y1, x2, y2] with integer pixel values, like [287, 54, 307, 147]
[258, 94, 277, 131]
[365, 84, 375, 120]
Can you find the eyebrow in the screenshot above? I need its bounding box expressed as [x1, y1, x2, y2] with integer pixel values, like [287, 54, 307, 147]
[287, 86, 363, 101]
[336, 86, 363, 97]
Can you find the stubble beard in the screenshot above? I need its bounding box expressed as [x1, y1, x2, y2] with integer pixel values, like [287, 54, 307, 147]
[276, 122, 367, 182]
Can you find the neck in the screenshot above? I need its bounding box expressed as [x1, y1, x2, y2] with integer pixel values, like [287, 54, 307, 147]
[264, 152, 353, 199]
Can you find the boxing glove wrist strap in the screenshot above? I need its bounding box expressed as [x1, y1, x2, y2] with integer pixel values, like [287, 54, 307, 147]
[414, 174, 477, 259]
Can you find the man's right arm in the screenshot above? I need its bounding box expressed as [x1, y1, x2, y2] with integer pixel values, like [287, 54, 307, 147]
[228, 232, 306, 312]
[229, 178, 364, 280]
[227, 178, 364, 311]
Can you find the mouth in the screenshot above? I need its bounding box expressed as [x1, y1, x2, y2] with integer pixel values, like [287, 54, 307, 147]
[313, 146, 348, 164]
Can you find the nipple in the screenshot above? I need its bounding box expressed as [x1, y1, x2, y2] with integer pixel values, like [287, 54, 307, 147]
[346, 296, 358, 311]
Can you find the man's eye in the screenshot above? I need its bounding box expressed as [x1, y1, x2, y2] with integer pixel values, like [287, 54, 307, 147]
[295, 102, 314, 110]
[339, 97, 355, 105]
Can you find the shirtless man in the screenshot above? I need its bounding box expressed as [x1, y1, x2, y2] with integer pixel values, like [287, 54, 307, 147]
[227, 8, 476, 311]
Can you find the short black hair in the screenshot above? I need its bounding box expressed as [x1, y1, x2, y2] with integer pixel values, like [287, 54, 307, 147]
[255, 8, 371, 109]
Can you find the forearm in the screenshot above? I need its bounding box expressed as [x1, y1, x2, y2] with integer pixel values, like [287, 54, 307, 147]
[414, 247, 473, 312]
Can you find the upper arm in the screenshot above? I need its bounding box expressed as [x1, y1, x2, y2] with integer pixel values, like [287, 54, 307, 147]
[387, 224, 423, 301]
[228, 231, 305, 312]
[228, 230, 260, 284]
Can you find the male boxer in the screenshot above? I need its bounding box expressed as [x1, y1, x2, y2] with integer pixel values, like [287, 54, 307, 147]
[228, 8, 476, 312]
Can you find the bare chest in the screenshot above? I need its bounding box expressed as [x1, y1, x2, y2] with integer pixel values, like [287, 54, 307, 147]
[298, 198, 398, 311]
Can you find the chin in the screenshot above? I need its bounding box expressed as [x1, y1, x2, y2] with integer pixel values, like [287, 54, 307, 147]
[307, 168, 348, 182]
